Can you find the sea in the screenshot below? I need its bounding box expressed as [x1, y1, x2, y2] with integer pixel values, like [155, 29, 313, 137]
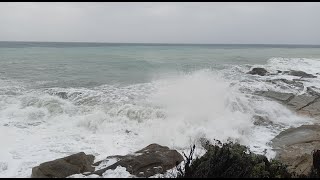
[1, 41, 320, 177]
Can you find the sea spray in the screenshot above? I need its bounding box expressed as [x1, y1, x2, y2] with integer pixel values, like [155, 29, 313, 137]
[0, 58, 318, 177]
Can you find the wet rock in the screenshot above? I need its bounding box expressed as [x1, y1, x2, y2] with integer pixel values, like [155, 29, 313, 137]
[298, 99, 320, 117]
[247, 67, 268, 76]
[287, 95, 318, 110]
[266, 79, 304, 89]
[125, 129, 131, 134]
[286, 70, 317, 78]
[272, 125, 320, 176]
[272, 125, 320, 147]
[31, 152, 95, 178]
[252, 115, 273, 126]
[313, 150, 320, 175]
[256, 88, 320, 118]
[91, 144, 184, 177]
[260, 91, 294, 102]
[56, 92, 68, 99]
[306, 86, 320, 97]
[281, 79, 304, 87]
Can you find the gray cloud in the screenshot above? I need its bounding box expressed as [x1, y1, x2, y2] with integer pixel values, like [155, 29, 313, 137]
[0, 2, 320, 44]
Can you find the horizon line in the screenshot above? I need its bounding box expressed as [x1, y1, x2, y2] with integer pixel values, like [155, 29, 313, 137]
[0, 40, 320, 46]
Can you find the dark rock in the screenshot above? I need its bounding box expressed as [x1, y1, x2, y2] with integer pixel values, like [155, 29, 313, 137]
[281, 79, 304, 87]
[91, 144, 184, 177]
[252, 115, 273, 126]
[125, 130, 131, 134]
[247, 68, 268, 76]
[277, 70, 283, 73]
[313, 150, 320, 172]
[287, 70, 316, 78]
[31, 152, 95, 178]
[56, 92, 68, 99]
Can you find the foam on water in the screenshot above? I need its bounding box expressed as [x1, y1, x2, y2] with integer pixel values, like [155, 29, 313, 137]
[0, 58, 318, 177]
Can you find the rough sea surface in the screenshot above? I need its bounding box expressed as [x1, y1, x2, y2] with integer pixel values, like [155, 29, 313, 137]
[1, 42, 320, 177]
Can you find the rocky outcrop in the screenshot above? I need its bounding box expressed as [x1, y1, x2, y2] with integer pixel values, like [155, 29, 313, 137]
[256, 89, 320, 119]
[31, 152, 95, 178]
[30, 144, 183, 178]
[250, 68, 320, 176]
[297, 99, 320, 118]
[256, 88, 320, 176]
[287, 95, 318, 110]
[90, 144, 184, 177]
[286, 70, 317, 78]
[272, 125, 320, 176]
[247, 67, 268, 76]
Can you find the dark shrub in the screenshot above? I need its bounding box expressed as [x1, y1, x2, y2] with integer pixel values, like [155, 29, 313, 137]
[177, 140, 292, 178]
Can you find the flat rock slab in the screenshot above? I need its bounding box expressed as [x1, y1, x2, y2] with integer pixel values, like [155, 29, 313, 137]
[256, 90, 320, 118]
[299, 100, 320, 117]
[91, 144, 184, 177]
[31, 152, 95, 178]
[272, 125, 320, 147]
[260, 91, 294, 102]
[267, 79, 304, 89]
[287, 95, 318, 110]
[272, 125, 320, 176]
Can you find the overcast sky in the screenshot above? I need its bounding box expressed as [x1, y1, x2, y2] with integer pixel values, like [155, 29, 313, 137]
[0, 2, 320, 44]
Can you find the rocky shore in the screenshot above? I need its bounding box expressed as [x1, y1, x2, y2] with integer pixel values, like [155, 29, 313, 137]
[249, 67, 320, 176]
[29, 67, 320, 178]
[31, 144, 183, 178]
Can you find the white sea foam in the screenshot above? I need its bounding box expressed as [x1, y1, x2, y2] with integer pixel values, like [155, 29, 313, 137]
[0, 58, 318, 177]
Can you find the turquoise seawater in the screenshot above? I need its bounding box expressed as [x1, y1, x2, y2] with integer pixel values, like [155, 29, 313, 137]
[1, 42, 320, 88]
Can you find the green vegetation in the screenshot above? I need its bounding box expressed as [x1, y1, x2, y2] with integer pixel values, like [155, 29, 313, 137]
[176, 139, 320, 178]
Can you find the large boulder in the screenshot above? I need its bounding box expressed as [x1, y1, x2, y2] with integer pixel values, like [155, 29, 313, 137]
[247, 67, 268, 76]
[272, 125, 320, 176]
[91, 144, 184, 177]
[31, 152, 95, 178]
